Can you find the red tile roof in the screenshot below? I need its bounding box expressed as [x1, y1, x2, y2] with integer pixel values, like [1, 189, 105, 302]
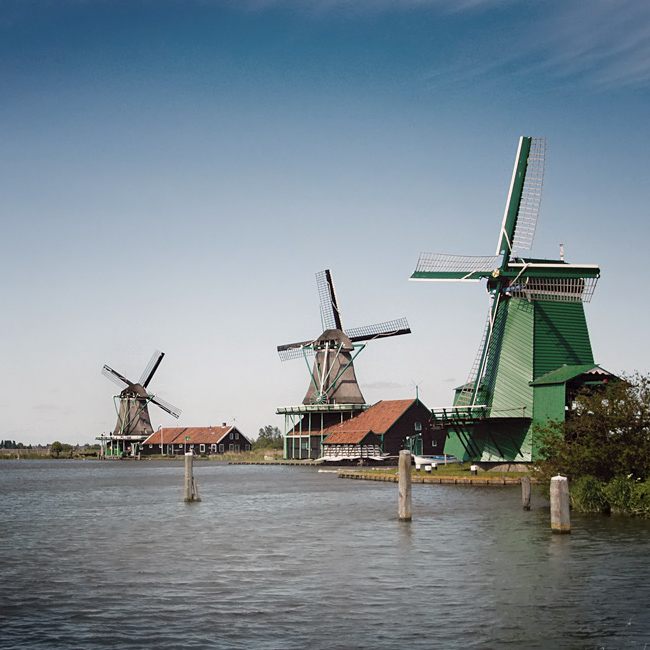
[327, 399, 416, 434]
[319, 399, 419, 442]
[141, 426, 249, 446]
[322, 429, 381, 445]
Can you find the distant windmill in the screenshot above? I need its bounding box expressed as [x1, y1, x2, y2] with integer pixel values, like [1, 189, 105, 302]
[102, 350, 181, 438]
[278, 269, 411, 405]
[411, 137, 603, 462]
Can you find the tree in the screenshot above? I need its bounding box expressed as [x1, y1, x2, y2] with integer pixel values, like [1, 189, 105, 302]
[50, 441, 63, 458]
[253, 425, 283, 451]
[537, 373, 650, 482]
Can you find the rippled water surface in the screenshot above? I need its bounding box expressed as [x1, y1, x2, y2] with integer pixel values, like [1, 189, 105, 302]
[1, 460, 650, 649]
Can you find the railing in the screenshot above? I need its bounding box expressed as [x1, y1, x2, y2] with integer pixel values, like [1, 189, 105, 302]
[430, 404, 530, 423]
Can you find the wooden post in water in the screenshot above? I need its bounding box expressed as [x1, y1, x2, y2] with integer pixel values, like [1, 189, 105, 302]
[398, 450, 412, 522]
[550, 475, 570, 533]
[521, 475, 531, 510]
[184, 452, 201, 502]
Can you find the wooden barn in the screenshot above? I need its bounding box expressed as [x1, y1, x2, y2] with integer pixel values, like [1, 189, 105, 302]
[285, 398, 445, 460]
[140, 425, 251, 456]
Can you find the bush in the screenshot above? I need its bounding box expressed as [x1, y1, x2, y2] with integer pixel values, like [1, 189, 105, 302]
[570, 475, 609, 514]
[536, 373, 650, 483]
[568, 475, 650, 517]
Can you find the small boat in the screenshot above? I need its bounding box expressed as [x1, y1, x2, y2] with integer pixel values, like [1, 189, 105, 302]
[412, 454, 459, 467]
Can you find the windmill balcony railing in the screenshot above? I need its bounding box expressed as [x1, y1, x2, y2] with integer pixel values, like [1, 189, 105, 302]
[430, 405, 530, 424]
[431, 406, 489, 425]
[277, 404, 369, 415]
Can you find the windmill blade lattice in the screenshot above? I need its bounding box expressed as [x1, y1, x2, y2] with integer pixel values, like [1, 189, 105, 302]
[510, 137, 545, 256]
[413, 253, 500, 280]
[277, 341, 317, 362]
[139, 350, 165, 388]
[151, 395, 182, 419]
[102, 365, 130, 391]
[316, 269, 342, 331]
[496, 137, 546, 258]
[346, 318, 411, 343]
[453, 296, 500, 408]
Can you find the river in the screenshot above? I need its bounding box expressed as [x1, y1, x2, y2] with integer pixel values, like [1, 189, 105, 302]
[1, 460, 649, 649]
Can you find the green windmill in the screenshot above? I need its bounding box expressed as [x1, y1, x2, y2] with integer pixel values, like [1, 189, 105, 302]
[411, 137, 612, 463]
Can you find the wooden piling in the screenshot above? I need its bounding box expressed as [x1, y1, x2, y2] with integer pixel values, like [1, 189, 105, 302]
[184, 452, 201, 502]
[550, 475, 570, 533]
[398, 450, 412, 522]
[521, 475, 531, 510]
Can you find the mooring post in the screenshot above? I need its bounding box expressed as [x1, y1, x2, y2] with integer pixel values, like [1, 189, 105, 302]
[521, 475, 531, 510]
[398, 450, 412, 522]
[550, 475, 570, 533]
[184, 452, 201, 502]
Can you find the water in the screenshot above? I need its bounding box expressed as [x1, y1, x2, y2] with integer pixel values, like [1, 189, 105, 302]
[1, 461, 649, 649]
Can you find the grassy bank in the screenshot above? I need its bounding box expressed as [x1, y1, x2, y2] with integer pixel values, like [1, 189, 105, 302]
[355, 463, 533, 480]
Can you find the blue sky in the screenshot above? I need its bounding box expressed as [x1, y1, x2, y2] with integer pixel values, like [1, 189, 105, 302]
[1, 0, 649, 445]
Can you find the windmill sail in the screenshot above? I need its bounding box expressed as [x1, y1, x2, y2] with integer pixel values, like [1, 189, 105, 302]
[139, 350, 165, 388]
[102, 365, 129, 390]
[346, 318, 411, 342]
[411, 253, 500, 281]
[151, 394, 182, 419]
[317, 269, 342, 331]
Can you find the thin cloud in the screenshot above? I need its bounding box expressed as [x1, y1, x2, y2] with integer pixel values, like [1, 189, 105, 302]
[543, 0, 650, 88]
[4, 0, 650, 89]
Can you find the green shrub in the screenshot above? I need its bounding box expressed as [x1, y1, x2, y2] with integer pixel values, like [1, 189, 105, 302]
[570, 475, 609, 514]
[569, 475, 650, 517]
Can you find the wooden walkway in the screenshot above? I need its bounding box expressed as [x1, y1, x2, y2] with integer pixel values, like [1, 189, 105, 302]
[338, 471, 532, 485]
[228, 460, 322, 466]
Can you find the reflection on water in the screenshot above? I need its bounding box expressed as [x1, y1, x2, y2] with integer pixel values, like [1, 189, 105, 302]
[1, 460, 649, 649]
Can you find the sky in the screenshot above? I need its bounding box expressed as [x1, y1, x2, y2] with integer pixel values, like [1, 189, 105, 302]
[1, 0, 649, 445]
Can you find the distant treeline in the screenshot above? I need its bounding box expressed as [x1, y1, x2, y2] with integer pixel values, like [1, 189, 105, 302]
[0, 440, 31, 449]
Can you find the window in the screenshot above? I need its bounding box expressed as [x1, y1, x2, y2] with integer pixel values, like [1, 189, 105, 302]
[415, 422, 422, 431]
[230, 432, 234, 440]
[211, 444, 217, 453]
[229, 444, 234, 452]
[245, 444, 251, 452]
[432, 440, 437, 447]
[235, 432, 239, 440]
[219, 444, 224, 453]
[199, 444, 205, 453]
[235, 444, 240, 452]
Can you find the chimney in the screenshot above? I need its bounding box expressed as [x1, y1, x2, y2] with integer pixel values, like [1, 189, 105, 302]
[222, 422, 227, 427]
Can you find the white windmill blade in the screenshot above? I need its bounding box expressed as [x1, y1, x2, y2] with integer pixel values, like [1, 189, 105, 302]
[499, 137, 546, 258]
[412, 252, 500, 280]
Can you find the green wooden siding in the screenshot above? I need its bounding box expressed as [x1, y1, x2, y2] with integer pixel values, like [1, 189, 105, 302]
[532, 384, 566, 424]
[489, 299, 534, 418]
[533, 302, 593, 379]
